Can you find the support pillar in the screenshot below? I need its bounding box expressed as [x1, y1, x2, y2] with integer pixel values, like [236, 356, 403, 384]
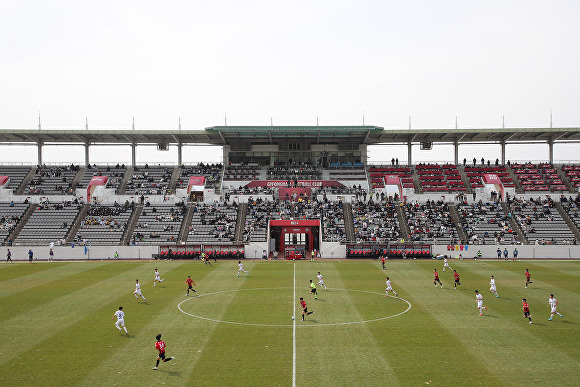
[84, 141, 90, 166]
[131, 142, 136, 167]
[222, 145, 230, 165]
[407, 142, 412, 166]
[177, 142, 183, 166]
[548, 140, 554, 164]
[453, 141, 459, 165]
[37, 141, 43, 166]
[501, 141, 506, 165]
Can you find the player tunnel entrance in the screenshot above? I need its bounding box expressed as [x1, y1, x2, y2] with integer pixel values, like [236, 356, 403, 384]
[269, 219, 320, 258]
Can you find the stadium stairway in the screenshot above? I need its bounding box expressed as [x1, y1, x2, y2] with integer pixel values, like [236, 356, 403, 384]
[70, 167, 87, 191]
[116, 167, 133, 195]
[3, 204, 35, 246]
[448, 204, 468, 243]
[120, 204, 142, 245]
[65, 203, 90, 243]
[234, 203, 248, 242]
[15, 167, 36, 195]
[177, 203, 195, 243]
[555, 164, 576, 193]
[554, 202, 580, 241]
[501, 202, 529, 244]
[168, 166, 181, 193]
[343, 202, 355, 242]
[457, 165, 473, 194]
[507, 165, 524, 194]
[395, 202, 411, 240]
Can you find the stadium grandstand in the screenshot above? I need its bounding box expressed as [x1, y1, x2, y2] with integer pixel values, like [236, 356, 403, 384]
[1, 125, 580, 260]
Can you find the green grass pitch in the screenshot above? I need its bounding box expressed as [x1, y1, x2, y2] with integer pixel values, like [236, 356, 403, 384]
[0, 259, 578, 386]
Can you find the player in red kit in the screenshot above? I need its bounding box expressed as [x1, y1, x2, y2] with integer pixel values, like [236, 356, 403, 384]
[299, 297, 313, 321]
[525, 269, 533, 288]
[453, 270, 461, 289]
[522, 298, 533, 324]
[433, 269, 443, 288]
[185, 276, 197, 296]
[153, 334, 174, 370]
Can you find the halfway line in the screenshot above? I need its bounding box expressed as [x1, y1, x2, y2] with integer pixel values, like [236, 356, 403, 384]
[293, 262, 296, 387]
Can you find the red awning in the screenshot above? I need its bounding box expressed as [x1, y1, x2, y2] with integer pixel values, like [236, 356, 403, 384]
[269, 219, 320, 227]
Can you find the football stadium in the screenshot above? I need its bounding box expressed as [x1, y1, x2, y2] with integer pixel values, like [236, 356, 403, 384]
[0, 125, 579, 386]
[2, 1, 580, 386]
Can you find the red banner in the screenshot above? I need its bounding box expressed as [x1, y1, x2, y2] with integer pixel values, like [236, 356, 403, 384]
[0, 176, 9, 187]
[384, 175, 401, 185]
[270, 219, 320, 227]
[245, 180, 344, 188]
[188, 176, 206, 193]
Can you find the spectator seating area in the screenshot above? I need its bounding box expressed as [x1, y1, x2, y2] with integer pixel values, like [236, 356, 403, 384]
[78, 165, 127, 191]
[416, 164, 467, 192]
[0, 166, 32, 190]
[512, 163, 567, 192]
[327, 167, 367, 181]
[26, 165, 80, 195]
[14, 201, 80, 245]
[369, 166, 415, 189]
[125, 166, 172, 195]
[562, 165, 580, 190]
[404, 200, 460, 244]
[186, 203, 238, 242]
[351, 201, 400, 243]
[561, 197, 580, 232]
[223, 164, 259, 180]
[75, 203, 133, 245]
[176, 163, 222, 190]
[321, 201, 345, 242]
[0, 202, 29, 244]
[131, 204, 184, 245]
[267, 164, 322, 180]
[464, 165, 515, 190]
[457, 202, 520, 245]
[293, 199, 323, 220]
[509, 197, 576, 244]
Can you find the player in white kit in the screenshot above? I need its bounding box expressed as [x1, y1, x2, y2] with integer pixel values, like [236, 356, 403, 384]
[443, 258, 452, 272]
[475, 290, 487, 315]
[154, 269, 164, 287]
[548, 294, 563, 321]
[133, 279, 147, 302]
[489, 275, 499, 298]
[385, 277, 398, 297]
[112, 306, 128, 335]
[316, 272, 327, 290]
[237, 261, 249, 276]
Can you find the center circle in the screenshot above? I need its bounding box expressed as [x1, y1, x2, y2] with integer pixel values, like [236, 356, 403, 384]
[177, 287, 411, 327]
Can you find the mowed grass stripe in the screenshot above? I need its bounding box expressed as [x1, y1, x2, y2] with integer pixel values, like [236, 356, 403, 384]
[412, 261, 580, 385]
[79, 262, 253, 386]
[368, 261, 503, 386]
[184, 262, 293, 386]
[0, 262, 155, 367]
[0, 261, 106, 300]
[0, 261, 122, 324]
[294, 262, 401, 387]
[0, 261, 69, 281]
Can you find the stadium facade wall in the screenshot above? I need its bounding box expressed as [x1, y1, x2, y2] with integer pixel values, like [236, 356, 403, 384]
[4, 246, 158, 261]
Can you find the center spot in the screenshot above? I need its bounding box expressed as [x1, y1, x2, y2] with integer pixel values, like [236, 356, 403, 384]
[178, 287, 411, 327]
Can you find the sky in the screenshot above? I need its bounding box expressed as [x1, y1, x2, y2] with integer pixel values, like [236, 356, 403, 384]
[1, 0, 579, 164]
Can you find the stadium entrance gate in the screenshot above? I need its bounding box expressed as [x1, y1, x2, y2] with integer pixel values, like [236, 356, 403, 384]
[269, 219, 320, 258]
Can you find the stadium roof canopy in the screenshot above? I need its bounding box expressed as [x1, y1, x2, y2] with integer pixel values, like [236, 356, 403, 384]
[0, 126, 579, 145]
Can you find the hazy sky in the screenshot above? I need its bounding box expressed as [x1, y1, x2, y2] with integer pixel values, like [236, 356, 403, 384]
[1, 1, 579, 164]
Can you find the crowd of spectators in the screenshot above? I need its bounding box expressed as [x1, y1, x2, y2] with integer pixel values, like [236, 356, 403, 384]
[321, 200, 345, 242]
[457, 201, 521, 245]
[26, 164, 80, 195]
[352, 201, 400, 243]
[125, 165, 172, 195]
[187, 202, 238, 242]
[177, 163, 222, 189]
[508, 196, 576, 244]
[404, 200, 460, 244]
